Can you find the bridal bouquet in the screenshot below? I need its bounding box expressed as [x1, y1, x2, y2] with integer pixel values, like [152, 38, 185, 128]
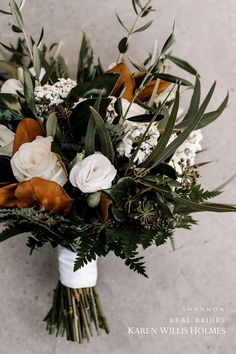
[0, 0, 235, 344]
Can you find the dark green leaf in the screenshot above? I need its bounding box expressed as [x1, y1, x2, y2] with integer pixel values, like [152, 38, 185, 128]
[148, 81, 216, 169]
[12, 24, 22, 33]
[162, 31, 175, 53]
[0, 226, 25, 242]
[196, 92, 229, 129]
[84, 95, 102, 156]
[175, 196, 236, 213]
[0, 93, 21, 113]
[118, 37, 128, 54]
[0, 42, 26, 57]
[141, 86, 180, 168]
[175, 76, 201, 129]
[127, 113, 164, 122]
[68, 73, 120, 102]
[77, 33, 94, 82]
[154, 73, 193, 87]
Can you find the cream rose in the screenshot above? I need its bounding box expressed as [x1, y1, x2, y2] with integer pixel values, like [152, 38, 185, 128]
[11, 136, 67, 186]
[69, 153, 117, 193]
[1, 79, 24, 95]
[0, 124, 15, 157]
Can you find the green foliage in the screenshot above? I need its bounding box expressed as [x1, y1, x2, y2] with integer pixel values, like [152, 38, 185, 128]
[77, 33, 95, 82]
[185, 185, 222, 203]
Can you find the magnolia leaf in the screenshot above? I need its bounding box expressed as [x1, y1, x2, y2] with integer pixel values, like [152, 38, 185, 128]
[9, 0, 24, 30]
[46, 112, 57, 138]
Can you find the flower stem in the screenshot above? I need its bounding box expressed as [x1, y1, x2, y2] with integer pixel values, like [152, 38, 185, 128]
[45, 282, 110, 343]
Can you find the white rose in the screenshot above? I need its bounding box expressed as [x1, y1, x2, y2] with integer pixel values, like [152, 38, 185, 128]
[69, 153, 117, 193]
[11, 136, 67, 186]
[1, 78, 23, 95]
[0, 124, 15, 157]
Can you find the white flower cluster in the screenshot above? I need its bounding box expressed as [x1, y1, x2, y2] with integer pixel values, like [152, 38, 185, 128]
[34, 78, 76, 113]
[117, 121, 160, 164]
[169, 130, 203, 174]
[32, 79, 203, 174]
[108, 99, 161, 164]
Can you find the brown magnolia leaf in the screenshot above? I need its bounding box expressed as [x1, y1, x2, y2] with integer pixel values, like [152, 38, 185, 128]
[0, 183, 18, 207]
[106, 63, 135, 102]
[100, 193, 112, 221]
[13, 118, 44, 154]
[134, 71, 171, 102]
[137, 80, 171, 101]
[0, 178, 73, 214]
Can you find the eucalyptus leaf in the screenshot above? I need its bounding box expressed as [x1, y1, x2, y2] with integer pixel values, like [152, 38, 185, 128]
[46, 112, 57, 138]
[0, 42, 26, 57]
[175, 196, 236, 213]
[128, 56, 147, 72]
[116, 13, 129, 32]
[196, 92, 229, 129]
[141, 86, 180, 168]
[9, 0, 24, 30]
[23, 68, 36, 113]
[90, 106, 115, 163]
[175, 76, 201, 129]
[84, 95, 102, 156]
[33, 44, 41, 80]
[161, 32, 175, 53]
[0, 60, 18, 77]
[166, 54, 198, 75]
[133, 20, 153, 34]
[148, 81, 216, 169]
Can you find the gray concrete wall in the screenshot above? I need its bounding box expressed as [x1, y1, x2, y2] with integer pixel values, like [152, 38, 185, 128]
[0, 1, 236, 353]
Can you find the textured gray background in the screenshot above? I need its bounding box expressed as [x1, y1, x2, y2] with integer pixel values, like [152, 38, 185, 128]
[0, 1, 236, 353]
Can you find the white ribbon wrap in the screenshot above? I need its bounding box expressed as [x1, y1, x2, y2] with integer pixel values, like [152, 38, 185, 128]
[58, 246, 98, 289]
